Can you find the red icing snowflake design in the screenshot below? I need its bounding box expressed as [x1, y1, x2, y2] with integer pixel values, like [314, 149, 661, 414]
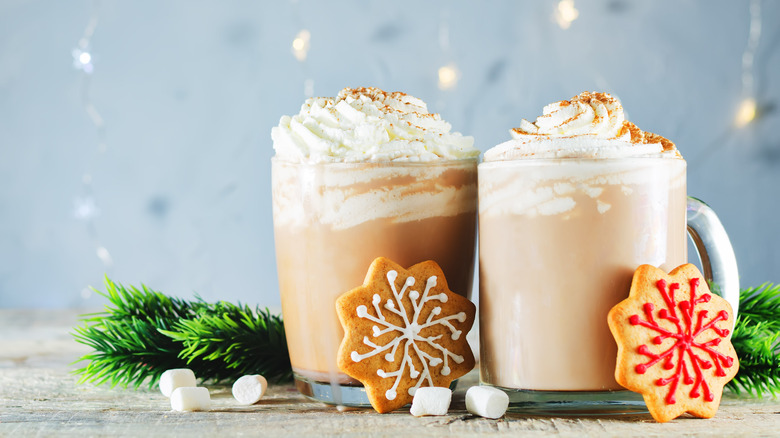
[630, 277, 734, 403]
[608, 264, 739, 423]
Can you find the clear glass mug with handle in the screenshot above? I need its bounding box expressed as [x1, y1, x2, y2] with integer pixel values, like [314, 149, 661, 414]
[477, 157, 738, 415]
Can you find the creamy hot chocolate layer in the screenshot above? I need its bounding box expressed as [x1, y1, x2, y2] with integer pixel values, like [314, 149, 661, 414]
[479, 159, 686, 391]
[478, 92, 686, 392]
[271, 88, 479, 386]
[273, 160, 477, 381]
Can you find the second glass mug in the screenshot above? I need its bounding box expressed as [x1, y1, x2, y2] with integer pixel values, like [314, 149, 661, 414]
[477, 157, 739, 415]
[271, 158, 478, 405]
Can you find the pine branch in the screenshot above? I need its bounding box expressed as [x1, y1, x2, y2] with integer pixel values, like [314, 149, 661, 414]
[726, 283, 780, 397]
[728, 319, 780, 397]
[72, 316, 191, 388]
[72, 277, 291, 388]
[160, 302, 291, 383]
[737, 283, 780, 332]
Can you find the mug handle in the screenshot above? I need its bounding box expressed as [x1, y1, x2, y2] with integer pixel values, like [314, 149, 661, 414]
[686, 197, 740, 328]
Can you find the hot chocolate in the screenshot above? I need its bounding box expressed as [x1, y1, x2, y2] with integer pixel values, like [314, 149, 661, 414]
[479, 158, 687, 391]
[273, 160, 477, 384]
[478, 92, 686, 408]
[271, 87, 479, 401]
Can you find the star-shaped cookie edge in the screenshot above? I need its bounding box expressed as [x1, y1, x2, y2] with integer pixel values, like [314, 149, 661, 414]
[336, 257, 476, 413]
[608, 263, 739, 423]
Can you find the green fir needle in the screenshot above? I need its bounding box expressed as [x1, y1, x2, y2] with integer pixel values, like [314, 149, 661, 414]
[726, 283, 780, 397]
[72, 277, 291, 389]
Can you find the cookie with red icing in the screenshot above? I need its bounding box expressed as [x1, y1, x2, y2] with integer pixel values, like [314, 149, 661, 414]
[336, 257, 476, 413]
[608, 264, 739, 423]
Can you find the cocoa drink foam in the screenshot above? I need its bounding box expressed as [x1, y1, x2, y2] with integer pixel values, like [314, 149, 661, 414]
[271, 87, 479, 386]
[478, 92, 686, 391]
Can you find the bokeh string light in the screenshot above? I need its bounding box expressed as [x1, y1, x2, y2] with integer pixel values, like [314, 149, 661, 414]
[437, 64, 460, 91]
[72, 0, 112, 300]
[291, 29, 311, 62]
[437, 8, 459, 92]
[289, 0, 313, 98]
[554, 0, 579, 30]
[735, 0, 762, 128]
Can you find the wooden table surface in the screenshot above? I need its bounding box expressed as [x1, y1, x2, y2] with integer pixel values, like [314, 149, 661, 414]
[1, 309, 778, 437]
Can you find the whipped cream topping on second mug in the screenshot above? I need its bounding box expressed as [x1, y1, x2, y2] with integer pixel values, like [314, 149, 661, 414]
[272, 87, 479, 163]
[485, 92, 681, 161]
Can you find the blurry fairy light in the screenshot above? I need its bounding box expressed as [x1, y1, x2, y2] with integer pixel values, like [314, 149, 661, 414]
[554, 0, 579, 30]
[96, 246, 113, 267]
[734, 0, 762, 128]
[81, 287, 92, 299]
[438, 64, 460, 91]
[72, 48, 94, 74]
[73, 1, 112, 272]
[292, 29, 311, 62]
[73, 196, 100, 220]
[735, 98, 757, 128]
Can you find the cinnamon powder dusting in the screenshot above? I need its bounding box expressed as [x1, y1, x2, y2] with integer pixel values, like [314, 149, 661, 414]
[338, 87, 405, 103]
[644, 131, 677, 153]
[337, 87, 437, 120]
[619, 121, 677, 154]
[514, 91, 679, 155]
[569, 91, 618, 107]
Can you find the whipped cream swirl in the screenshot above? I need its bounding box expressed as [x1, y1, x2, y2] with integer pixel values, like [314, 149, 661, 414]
[484, 92, 680, 161]
[272, 87, 479, 163]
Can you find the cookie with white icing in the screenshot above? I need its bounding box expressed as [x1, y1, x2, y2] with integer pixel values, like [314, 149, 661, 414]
[336, 257, 476, 413]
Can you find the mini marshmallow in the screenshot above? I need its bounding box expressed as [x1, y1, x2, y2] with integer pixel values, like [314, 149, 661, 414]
[465, 386, 509, 419]
[232, 374, 268, 405]
[170, 387, 211, 412]
[159, 368, 197, 398]
[409, 387, 452, 417]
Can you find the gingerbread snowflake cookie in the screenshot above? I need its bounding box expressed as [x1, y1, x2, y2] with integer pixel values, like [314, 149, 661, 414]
[608, 264, 739, 423]
[336, 257, 476, 413]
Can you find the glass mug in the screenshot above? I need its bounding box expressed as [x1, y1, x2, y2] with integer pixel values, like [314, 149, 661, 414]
[271, 158, 478, 405]
[477, 158, 738, 415]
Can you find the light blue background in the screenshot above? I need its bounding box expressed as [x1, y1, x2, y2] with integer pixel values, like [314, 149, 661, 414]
[1, 0, 778, 308]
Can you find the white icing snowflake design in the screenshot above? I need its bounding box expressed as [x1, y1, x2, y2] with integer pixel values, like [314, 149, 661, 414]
[350, 269, 467, 400]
